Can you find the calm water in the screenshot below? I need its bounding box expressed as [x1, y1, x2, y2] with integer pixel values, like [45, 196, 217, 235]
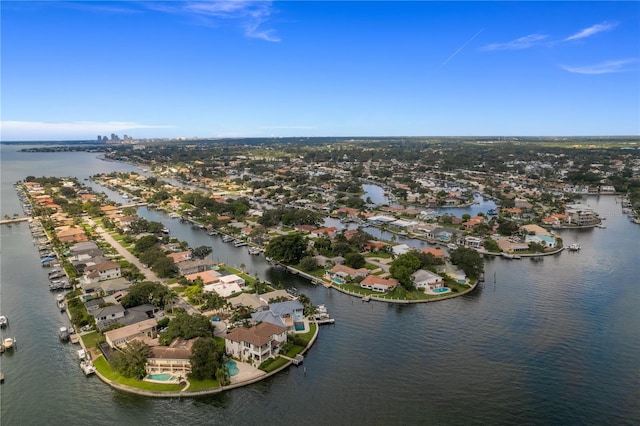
[1, 144, 639, 425]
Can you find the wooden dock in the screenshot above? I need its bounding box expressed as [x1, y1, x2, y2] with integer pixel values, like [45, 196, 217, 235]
[0, 217, 31, 225]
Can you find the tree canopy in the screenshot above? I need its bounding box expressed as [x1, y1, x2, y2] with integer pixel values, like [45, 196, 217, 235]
[389, 252, 421, 288]
[189, 337, 226, 382]
[449, 247, 484, 278]
[110, 339, 150, 380]
[121, 281, 171, 308]
[265, 233, 308, 264]
[159, 312, 215, 345]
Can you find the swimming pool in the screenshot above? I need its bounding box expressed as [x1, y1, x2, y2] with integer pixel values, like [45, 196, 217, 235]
[333, 277, 345, 284]
[146, 373, 178, 382]
[225, 360, 239, 376]
[433, 287, 449, 294]
[294, 321, 305, 331]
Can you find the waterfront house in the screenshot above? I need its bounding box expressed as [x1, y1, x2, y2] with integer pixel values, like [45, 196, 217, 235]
[146, 337, 195, 378]
[99, 277, 132, 295]
[176, 259, 215, 276]
[412, 269, 445, 291]
[104, 318, 158, 349]
[360, 275, 398, 293]
[525, 234, 557, 249]
[464, 236, 483, 249]
[310, 227, 339, 238]
[203, 281, 242, 298]
[83, 260, 122, 282]
[167, 251, 193, 263]
[218, 273, 246, 287]
[268, 300, 305, 331]
[184, 270, 221, 285]
[251, 311, 287, 328]
[392, 244, 412, 257]
[91, 305, 126, 329]
[565, 204, 600, 226]
[329, 264, 369, 280]
[421, 247, 445, 259]
[225, 322, 287, 367]
[228, 293, 268, 311]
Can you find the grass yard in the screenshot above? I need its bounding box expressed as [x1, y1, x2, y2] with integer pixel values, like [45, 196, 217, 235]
[93, 356, 184, 392]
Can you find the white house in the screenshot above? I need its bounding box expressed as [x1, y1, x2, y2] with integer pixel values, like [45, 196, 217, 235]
[218, 274, 246, 287]
[412, 269, 445, 291]
[224, 322, 287, 367]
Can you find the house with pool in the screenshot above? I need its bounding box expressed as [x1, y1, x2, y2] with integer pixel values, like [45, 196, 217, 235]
[225, 322, 287, 367]
[145, 337, 194, 380]
[412, 269, 445, 291]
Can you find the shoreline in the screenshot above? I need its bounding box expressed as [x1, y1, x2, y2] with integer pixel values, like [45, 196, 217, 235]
[91, 322, 320, 398]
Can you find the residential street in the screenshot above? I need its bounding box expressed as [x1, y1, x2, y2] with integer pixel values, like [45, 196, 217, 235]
[85, 217, 199, 315]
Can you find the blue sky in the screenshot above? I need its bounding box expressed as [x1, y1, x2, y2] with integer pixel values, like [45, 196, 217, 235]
[1, 1, 639, 140]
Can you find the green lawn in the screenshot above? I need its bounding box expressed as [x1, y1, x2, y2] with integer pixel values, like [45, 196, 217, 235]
[285, 345, 305, 357]
[93, 356, 184, 392]
[80, 331, 101, 350]
[259, 356, 289, 373]
[186, 378, 220, 391]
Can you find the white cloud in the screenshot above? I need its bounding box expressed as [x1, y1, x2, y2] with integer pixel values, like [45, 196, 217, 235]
[150, 1, 280, 42]
[481, 34, 548, 51]
[1, 121, 174, 140]
[560, 58, 637, 75]
[564, 22, 618, 42]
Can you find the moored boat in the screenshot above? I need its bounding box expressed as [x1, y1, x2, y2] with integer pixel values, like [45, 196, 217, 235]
[2, 337, 16, 350]
[568, 243, 581, 251]
[59, 326, 69, 341]
[80, 360, 96, 376]
[0, 315, 7, 328]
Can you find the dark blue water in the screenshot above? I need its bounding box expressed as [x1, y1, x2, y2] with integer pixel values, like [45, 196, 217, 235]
[1, 144, 638, 425]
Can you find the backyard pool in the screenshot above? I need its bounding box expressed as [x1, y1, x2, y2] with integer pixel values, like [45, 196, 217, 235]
[294, 321, 305, 331]
[146, 373, 179, 382]
[225, 360, 239, 376]
[433, 287, 449, 294]
[333, 277, 345, 284]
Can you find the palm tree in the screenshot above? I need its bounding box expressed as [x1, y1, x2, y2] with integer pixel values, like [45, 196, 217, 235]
[162, 289, 179, 314]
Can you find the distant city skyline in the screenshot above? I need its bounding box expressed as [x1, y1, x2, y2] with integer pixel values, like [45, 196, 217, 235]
[2, 1, 639, 141]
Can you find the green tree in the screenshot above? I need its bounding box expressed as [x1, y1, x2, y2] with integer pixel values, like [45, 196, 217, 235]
[449, 247, 484, 278]
[189, 337, 224, 381]
[192, 245, 212, 260]
[110, 339, 150, 380]
[121, 281, 170, 308]
[299, 256, 318, 272]
[151, 256, 177, 278]
[134, 235, 160, 253]
[389, 252, 421, 288]
[159, 312, 214, 345]
[265, 233, 308, 264]
[184, 285, 204, 305]
[344, 252, 366, 269]
[483, 238, 500, 253]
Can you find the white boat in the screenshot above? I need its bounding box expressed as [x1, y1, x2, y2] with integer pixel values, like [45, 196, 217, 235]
[0, 315, 7, 328]
[222, 235, 234, 243]
[248, 246, 261, 255]
[2, 337, 15, 350]
[59, 326, 69, 341]
[568, 243, 581, 251]
[80, 360, 96, 376]
[233, 240, 247, 247]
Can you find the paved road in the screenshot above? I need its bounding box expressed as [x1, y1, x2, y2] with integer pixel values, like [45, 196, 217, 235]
[86, 218, 199, 315]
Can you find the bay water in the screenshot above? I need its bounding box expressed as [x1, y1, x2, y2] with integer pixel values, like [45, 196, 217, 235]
[0, 144, 638, 425]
